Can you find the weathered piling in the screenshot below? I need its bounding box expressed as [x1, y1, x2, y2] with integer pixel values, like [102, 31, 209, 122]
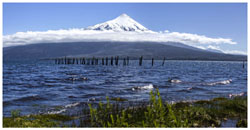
[111, 57, 113, 66]
[87, 58, 90, 65]
[162, 57, 166, 66]
[83, 58, 86, 65]
[127, 56, 129, 65]
[115, 56, 119, 66]
[58, 58, 61, 64]
[123, 58, 126, 66]
[95, 58, 98, 65]
[80, 58, 83, 64]
[91, 57, 95, 65]
[243, 61, 245, 68]
[139, 56, 143, 66]
[106, 57, 108, 65]
[69, 58, 72, 64]
[102, 58, 104, 65]
[54, 56, 170, 67]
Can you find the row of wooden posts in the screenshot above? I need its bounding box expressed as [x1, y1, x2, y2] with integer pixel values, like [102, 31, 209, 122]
[54, 56, 166, 66]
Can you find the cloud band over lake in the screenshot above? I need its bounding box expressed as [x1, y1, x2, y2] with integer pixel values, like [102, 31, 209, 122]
[3, 28, 237, 47]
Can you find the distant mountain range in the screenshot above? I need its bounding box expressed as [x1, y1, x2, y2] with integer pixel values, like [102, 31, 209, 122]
[3, 14, 247, 61]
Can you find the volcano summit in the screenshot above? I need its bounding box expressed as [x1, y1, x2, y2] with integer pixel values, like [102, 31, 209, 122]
[3, 14, 246, 61]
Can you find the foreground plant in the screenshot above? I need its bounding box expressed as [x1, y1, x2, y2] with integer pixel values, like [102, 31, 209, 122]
[3, 89, 247, 128]
[86, 89, 247, 127]
[3, 113, 74, 127]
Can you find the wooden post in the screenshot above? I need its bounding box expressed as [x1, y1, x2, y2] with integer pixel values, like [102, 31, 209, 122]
[116, 56, 119, 66]
[91, 57, 94, 65]
[83, 58, 86, 65]
[111, 57, 113, 65]
[152, 58, 154, 66]
[127, 56, 129, 65]
[95, 58, 98, 65]
[55, 59, 57, 64]
[162, 57, 166, 66]
[102, 58, 104, 65]
[64, 56, 66, 64]
[243, 61, 245, 68]
[123, 58, 126, 66]
[139, 56, 143, 66]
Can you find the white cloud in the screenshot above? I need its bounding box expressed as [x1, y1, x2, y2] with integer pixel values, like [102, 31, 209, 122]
[207, 45, 221, 51]
[3, 28, 237, 47]
[193, 45, 206, 50]
[223, 50, 247, 55]
[163, 31, 237, 45]
[200, 45, 247, 55]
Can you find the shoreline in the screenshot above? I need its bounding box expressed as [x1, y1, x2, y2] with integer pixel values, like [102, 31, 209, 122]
[3, 90, 247, 128]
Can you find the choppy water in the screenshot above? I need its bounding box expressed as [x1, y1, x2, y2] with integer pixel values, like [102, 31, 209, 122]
[3, 60, 247, 117]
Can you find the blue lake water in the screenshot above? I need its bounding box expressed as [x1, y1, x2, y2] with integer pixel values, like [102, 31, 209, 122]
[3, 60, 247, 117]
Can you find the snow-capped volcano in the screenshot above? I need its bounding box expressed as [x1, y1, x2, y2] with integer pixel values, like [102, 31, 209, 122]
[3, 13, 240, 55]
[86, 13, 151, 32]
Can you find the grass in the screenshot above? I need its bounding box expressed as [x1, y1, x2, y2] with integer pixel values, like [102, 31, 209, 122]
[3, 114, 75, 127]
[3, 89, 247, 128]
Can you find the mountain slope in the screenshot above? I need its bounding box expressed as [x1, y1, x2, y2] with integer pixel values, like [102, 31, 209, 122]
[3, 42, 246, 61]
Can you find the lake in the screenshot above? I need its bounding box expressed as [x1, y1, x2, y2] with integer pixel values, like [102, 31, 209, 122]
[3, 60, 247, 117]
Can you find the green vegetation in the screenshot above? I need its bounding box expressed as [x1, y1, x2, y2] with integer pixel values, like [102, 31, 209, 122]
[3, 89, 247, 128]
[3, 113, 75, 127]
[84, 90, 247, 127]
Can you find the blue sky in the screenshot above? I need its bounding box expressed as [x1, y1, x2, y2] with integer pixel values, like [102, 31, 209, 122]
[3, 3, 247, 54]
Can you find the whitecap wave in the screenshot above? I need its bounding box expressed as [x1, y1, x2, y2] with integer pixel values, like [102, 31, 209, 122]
[65, 102, 80, 108]
[203, 79, 232, 86]
[88, 98, 96, 102]
[47, 102, 80, 114]
[229, 92, 245, 98]
[47, 109, 66, 114]
[132, 84, 154, 91]
[169, 79, 182, 83]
